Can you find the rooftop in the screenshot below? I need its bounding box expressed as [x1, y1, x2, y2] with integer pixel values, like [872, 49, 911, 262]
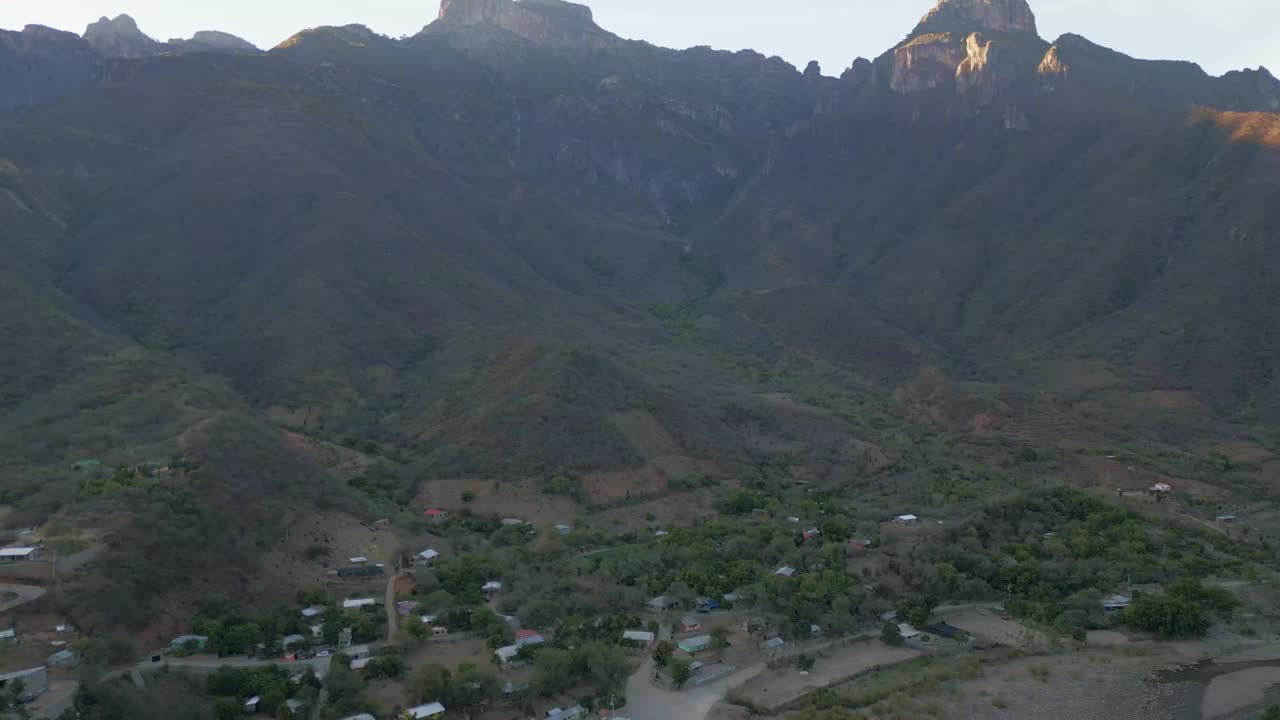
[406, 702, 447, 718]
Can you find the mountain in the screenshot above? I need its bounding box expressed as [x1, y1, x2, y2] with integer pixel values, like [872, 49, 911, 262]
[83, 14, 260, 58]
[82, 14, 166, 57]
[0, 0, 1277, 631]
[0, 25, 101, 112]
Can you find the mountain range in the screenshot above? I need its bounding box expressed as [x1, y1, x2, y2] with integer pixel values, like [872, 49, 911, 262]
[1, 0, 1278, 631]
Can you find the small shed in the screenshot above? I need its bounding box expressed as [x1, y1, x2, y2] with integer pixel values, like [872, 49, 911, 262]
[48, 649, 79, 668]
[423, 509, 449, 523]
[677, 635, 711, 655]
[773, 566, 796, 577]
[482, 580, 503, 595]
[680, 617, 702, 633]
[646, 596, 677, 612]
[342, 597, 378, 610]
[898, 623, 921, 639]
[895, 514, 919, 525]
[406, 702, 447, 718]
[415, 549, 440, 566]
[622, 630, 655, 645]
[1102, 595, 1133, 612]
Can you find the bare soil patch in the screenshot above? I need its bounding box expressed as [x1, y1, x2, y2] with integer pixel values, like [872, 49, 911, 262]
[582, 466, 669, 506]
[416, 478, 577, 527]
[729, 639, 918, 712]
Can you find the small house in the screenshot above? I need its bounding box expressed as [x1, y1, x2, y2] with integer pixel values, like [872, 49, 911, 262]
[286, 699, 307, 717]
[880, 610, 899, 623]
[0, 547, 39, 563]
[170, 635, 209, 652]
[1102, 595, 1133, 612]
[894, 514, 919, 525]
[405, 702, 446, 719]
[803, 528, 822, 541]
[482, 580, 503, 595]
[419, 614, 439, 625]
[1216, 515, 1239, 523]
[47, 649, 79, 668]
[300, 606, 325, 619]
[622, 629, 655, 645]
[350, 657, 372, 671]
[897, 623, 921, 639]
[343, 598, 378, 610]
[680, 617, 702, 633]
[810, 624, 824, 638]
[0, 629, 15, 644]
[340, 714, 377, 720]
[515, 629, 545, 647]
[553, 524, 572, 534]
[347, 645, 372, 660]
[925, 623, 965, 640]
[546, 706, 586, 720]
[646, 596, 678, 612]
[722, 592, 738, 603]
[501, 518, 528, 527]
[431, 626, 449, 637]
[773, 566, 796, 577]
[677, 635, 711, 655]
[762, 636, 785, 652]
[696, 597, 720, 613]
[423, 509, 449, 523]
[495, 645, 521, 666]
[655, 530, 670, 537]
[0, 667, 47, 701]
[245, 696, 261, 713]
[281, 634, 308, 651]
[309, 624, 324, 639]
[397, 600, 420, 617]
[1151, 483, 1172, 493]
[415, 549, 440, 566]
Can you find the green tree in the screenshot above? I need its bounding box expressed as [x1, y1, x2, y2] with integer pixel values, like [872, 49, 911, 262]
[1125, 595, 1210, 639]
[532, 649, 576, 696]
[213, 699, 242, 720]
[414, 663, 453, 703]
[669, 658, 693, 688]
[652, 640, 674, 667]
[453, 662, 498, 710]
[1259, 706, 1280, 720]
[881, 622, 904, 647]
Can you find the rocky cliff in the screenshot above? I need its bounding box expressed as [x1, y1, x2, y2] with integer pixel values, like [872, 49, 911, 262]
[914, 0, 1038, 35]
[432, 0, 616, 49]
[83, 14, 165, 58]
[169, 30, 261, 55]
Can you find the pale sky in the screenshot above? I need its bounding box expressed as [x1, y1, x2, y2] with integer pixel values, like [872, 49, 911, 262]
[1, 0, 1274, 77]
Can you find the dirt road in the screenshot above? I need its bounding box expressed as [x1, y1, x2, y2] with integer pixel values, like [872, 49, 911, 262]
[0, 582, 46, 613]
[622, 657, 767, 720]
[384, 571, 401, 643]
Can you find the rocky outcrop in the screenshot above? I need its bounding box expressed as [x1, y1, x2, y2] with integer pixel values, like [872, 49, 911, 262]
[890, 35, 969, 94]
[804, 60, 822, 80]
[168, 31, 260, 55]
[914, 0, 1038, 35]
[956, 33, 1018, 104]
[433, 0, 616, 49]
[0, 25, 101, 112]
[83, 14, 165, 58]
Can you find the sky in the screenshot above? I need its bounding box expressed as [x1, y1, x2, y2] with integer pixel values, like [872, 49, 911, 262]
[0, 0, 1275, 78]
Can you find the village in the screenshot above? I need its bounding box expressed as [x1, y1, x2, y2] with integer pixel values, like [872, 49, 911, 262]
[1, 449, 1277, 720]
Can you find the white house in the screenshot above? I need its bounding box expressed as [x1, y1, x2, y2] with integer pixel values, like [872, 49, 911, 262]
[0, 667, 47, 701]
[0, 547, 39, 563]
[406, 702, 446, 719]
[244, 696, 261, 713]
[482, 581, 503, 595]
[340, 715, 377, 720]
[415, 549, 440, 566]
[894, 515, 919, 525]
[646, 596, 677, 612]
[773, 566, 796, 577]
[1151, 483, 1172, 493]
[347, 645, 372, 660]
[622, 630, 655, 645]
[898, 623, 921, 639]
[343, 598, 378, 610]
[495, 645, 520, 665]
[1102, 595, 1133, 612]
[350, 657, 372, 671]
[300, 606, 325, 619]
[349, 556, 368, 564]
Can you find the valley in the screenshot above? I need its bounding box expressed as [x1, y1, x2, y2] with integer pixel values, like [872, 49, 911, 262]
[0, 0, 1278, 718]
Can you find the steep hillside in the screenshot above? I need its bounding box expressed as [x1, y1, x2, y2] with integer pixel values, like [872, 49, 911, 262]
[0, 0, 1278, 632]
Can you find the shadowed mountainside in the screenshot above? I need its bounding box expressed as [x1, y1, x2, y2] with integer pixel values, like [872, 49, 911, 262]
[0, 0, 1278, 630]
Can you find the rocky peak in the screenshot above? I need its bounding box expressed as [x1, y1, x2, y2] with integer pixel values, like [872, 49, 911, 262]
[803, 60, 822, 80]
[169, 31, 260, 55]
[913, 0, 1038, 36]
[83, 14, 165, 58]
[432, 0, 615, 49]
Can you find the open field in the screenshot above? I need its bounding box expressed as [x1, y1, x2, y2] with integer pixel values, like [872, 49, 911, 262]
[729, 639, 920, 712]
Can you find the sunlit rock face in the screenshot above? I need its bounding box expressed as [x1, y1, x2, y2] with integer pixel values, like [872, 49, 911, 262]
[914, 0, 1038, 35]
[435, 0, 615, 49]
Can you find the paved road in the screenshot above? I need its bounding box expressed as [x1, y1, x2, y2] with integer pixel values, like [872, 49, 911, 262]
[0, 582, 46, 614]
